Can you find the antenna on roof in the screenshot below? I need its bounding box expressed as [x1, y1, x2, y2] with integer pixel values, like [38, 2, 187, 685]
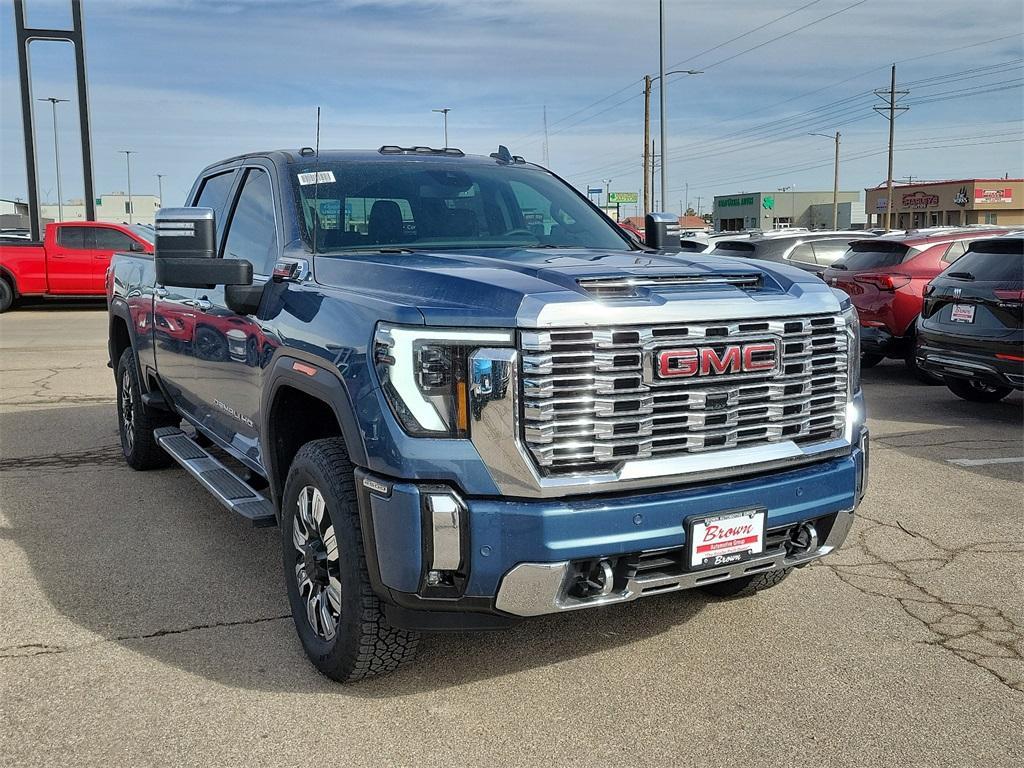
[312, 106, 321, 254]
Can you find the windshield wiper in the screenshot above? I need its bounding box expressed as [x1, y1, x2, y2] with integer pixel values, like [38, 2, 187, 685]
[831, 263, 848, 270]
[947, 271, 975, 280]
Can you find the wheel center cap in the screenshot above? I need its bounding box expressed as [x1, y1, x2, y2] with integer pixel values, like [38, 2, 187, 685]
[302, 541, 329, 586]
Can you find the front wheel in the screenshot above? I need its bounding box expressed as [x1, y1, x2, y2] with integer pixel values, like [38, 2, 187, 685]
[282, 438, 419, 682]
[945, 377, 1013, 403]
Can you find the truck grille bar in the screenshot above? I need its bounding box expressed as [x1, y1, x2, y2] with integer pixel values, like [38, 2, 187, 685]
[519, 315, 849, 474]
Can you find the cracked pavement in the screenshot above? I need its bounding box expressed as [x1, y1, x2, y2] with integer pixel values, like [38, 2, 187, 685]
[1, 308, 1022, 767]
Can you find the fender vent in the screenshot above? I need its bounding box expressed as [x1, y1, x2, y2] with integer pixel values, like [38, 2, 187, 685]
[578, 273, 763, 299]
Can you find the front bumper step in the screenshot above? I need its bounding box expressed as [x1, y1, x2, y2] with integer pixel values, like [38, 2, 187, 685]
[154, 427, 277, 527]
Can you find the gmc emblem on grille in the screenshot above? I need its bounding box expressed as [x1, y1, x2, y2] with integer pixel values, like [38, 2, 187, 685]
[657, 342, 778, 379]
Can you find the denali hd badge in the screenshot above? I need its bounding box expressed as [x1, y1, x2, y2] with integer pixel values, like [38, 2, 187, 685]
[655, 341, 779, 380]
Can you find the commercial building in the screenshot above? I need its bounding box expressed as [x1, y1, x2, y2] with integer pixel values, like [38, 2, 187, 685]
[712, 190, 861, 232]
[864, 179, 1023, 229]
[39, 193, 162, 226]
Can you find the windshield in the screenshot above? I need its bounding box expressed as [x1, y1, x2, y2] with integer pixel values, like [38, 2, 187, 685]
[292, 159, 631, 253]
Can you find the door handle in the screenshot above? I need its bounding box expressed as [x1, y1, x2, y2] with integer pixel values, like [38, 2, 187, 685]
[194, 298, 213, 311]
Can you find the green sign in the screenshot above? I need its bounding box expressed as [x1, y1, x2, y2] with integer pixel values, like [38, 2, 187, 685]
[718, 196, 754, 208]
[762, 196, 775, 210]
[608, 192, 638, 204]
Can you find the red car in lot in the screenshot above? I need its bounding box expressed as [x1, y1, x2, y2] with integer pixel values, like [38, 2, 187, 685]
[0, 221, 153, 312]
[823, 228, 1006, 380]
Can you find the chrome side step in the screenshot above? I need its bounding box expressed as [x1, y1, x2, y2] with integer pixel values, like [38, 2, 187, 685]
[154, 427, 277, 527]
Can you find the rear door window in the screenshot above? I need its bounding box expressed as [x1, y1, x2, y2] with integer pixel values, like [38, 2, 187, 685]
[840, 243, 909, 269]
[941, 240, 967, 263]
[57, 226, 94, 249]
[810, 238, 854, 266]
[786, 243, 816, 265]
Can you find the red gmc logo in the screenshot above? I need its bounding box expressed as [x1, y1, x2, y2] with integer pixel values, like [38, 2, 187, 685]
[657, 342, 778, 378]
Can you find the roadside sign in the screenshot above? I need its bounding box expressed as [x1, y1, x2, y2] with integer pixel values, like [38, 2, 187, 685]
[587, 187, 603, 195]
[608, 192, 638, 204]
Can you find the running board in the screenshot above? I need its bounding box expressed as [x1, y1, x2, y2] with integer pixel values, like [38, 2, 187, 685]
[154, 427, 277, 528]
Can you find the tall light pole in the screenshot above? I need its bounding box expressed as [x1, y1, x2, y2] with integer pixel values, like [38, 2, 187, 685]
[119, 150, 136, 224]
[810, 132, 841, 229]
[643, 68, 702, 215]
[658, 0, 667, 214]
[38, 97, 69, 222]
[432, 108, 451, 148]
[156, 173, 164, 206]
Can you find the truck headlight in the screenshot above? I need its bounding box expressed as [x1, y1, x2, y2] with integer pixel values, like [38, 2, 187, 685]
[841, 302, 861, 393]
[373, 324, 514, 438]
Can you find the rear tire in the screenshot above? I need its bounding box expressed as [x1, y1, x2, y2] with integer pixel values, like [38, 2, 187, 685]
[282, 438, 419, 682]
[860, 353, 884, 369]
[945, 377, 1013, 403]
[0, 276, 13, 313]
[701, 567, 792, 599]
[115, 347, 179, 470]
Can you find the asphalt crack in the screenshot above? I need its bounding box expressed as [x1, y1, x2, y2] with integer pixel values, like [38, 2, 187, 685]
[0, 615, 291, 661]
[816, 511, 1024, 692]
[0, 445, 124, 471]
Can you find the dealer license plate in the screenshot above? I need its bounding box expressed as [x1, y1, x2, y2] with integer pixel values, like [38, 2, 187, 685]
[688, 508, 766, 570]
[950, 304, 976, 323]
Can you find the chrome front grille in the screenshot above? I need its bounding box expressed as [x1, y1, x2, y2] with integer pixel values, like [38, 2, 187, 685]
[519, 315, 849, 474]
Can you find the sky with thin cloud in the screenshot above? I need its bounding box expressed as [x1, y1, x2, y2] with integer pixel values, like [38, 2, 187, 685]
[2, 0, 1021, 215]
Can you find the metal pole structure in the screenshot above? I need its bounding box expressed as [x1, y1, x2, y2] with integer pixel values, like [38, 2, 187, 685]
[156, 173, 164, 205]
[542, 105, 550, 167]
[885, 65, 896, 230]
[603, 179, 612, 210]
[120, 150, 136, 224]
[432, 108, 450, 148]
[832, 131, 840, 230]
[39, 97, 69, 222]
[643, 75, 651, 216]
[658, 0, 667, 214]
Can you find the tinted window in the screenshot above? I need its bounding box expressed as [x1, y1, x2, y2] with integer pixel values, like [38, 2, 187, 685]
[811, 239, 854, 266]
[194, 171, 237, 231]
[841, 243, 909, 270]
[950, 243, 1024, 282]
[941, 240, 967, 263]
[787, 243, 816, 264]
[57, 226, 93, 249]
[292, 160, 629, 253]
[222, 168, 278, 275]
[92, 228, 135, 251]
[712, 241, 756, 257]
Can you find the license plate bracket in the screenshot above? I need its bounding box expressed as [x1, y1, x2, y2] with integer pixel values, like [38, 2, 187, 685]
[950, 303, 976, 323]
[686, 507, 766, 570]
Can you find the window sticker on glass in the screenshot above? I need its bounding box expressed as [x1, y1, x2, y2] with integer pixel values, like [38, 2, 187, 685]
[297, 170, 336, 185]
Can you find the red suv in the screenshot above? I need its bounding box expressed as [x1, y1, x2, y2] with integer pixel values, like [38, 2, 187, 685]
[823, 229, 1006, 381]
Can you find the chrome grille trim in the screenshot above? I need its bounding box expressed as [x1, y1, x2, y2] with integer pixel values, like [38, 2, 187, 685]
[519, 314, 849, 474]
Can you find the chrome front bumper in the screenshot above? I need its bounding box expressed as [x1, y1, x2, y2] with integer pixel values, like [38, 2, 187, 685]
[494, 506, 855, 617]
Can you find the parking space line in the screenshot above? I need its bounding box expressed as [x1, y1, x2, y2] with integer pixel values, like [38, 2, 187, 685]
[946, 457, 1024, 467]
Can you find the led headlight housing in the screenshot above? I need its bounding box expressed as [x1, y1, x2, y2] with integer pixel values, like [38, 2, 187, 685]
[373, 324, 514, 438]
[841, 300, 861, 393]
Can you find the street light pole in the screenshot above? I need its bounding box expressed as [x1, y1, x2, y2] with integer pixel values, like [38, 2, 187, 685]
[432, 108, 451, 148]
[658, 0, 667, 213]
[156, 173, 164, 206]
[38, 97, 69, 222]
[119, 150, 136, 224]
[643, 68, 701, 215]
[811, 131, 841, 229]
[602, 178, 612, 210]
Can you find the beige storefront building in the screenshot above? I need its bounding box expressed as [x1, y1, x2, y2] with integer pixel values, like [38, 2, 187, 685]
[865, 178, 1023, 230]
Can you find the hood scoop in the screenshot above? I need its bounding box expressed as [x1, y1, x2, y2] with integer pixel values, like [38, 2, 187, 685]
[577, 272, 764, 299]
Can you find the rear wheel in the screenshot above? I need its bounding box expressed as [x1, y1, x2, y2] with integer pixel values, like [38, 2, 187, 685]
[701, 567, 792, 599]
[115, 347, 179, 469]
[945, 377, 1013, 403]
[860, 353, 884, 368]
[0, 276, 13, 313]
[282, 438, 419, 682]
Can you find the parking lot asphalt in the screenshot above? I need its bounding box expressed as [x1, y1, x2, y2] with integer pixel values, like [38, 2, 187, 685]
[1, 307, 1022, 768]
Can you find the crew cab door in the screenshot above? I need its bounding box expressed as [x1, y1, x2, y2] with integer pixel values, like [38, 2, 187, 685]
[47, 224, 97, 293]
[188, 165, 279, 466]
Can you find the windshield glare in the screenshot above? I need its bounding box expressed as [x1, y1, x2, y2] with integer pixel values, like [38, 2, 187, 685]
[293, 160, 631, 253]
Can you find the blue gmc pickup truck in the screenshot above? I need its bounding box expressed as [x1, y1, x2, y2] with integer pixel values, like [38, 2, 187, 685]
[107, 145, 868, 681]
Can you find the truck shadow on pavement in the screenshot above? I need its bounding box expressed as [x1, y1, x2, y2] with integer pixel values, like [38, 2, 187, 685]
[0, 404, 707, 695]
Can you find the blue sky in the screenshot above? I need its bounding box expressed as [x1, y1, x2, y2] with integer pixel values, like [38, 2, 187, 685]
[1, 0, 1022, 214]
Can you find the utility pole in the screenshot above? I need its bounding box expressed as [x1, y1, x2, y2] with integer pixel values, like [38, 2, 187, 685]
[432, 108, 451, 148]
[38, 97, 68, 222]
[119, 150, 136, 224]
[874, 64, 908, 230]
[658, 0, 667, 213]
[156, 173, 164, 205]
[684, 182, 689, 214]
[643, 75, 651, 215]
[811, 131, 841, 229]
[696, 195, 702, 218]
[542, 105, 550, 166]
[603, 178, 612, 210]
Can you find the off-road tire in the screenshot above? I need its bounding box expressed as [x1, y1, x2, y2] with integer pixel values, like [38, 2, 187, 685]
[282, 438, 419, 682]
[0, 276, 13, 313]
[701, 567, 792, 599]
[945, 377, 1013, 403]
[115, 347, 179, 470]
[860, 353, 884, 369]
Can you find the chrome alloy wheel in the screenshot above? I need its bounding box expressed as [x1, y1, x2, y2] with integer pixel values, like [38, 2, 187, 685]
[120, 367, 135, 453]
[293, 486, 342, 641]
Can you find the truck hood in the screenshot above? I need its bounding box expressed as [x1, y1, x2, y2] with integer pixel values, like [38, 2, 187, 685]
[312, 247, 842, 328]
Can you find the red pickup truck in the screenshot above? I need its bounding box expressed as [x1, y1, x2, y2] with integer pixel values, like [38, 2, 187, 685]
[0, 221, 153, 312]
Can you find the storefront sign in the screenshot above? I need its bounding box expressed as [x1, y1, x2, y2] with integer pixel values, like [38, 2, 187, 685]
[875, 198, 889, 211]
[608, 192, 638, 204]
[901, 191, 940, 209]
[762, 196, 775, 210]
[953, 186, 969, 207]
[718, 196, 754, 208]
[975, 187, 1013, 204]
